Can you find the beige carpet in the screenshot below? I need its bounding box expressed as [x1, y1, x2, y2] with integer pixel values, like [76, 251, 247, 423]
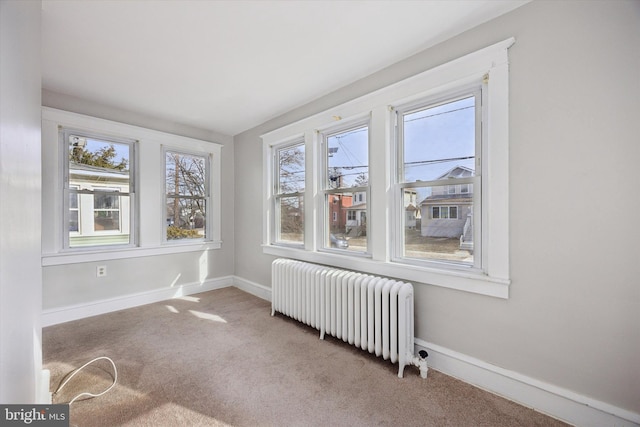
[43, 287, 568, 427]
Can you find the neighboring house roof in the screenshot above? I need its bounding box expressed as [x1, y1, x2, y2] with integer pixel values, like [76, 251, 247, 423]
[421, 195, 472, 204]
[419, 165, 474, 205]
[437, 165, 474, 179]
[346, 203, 367, 211]
[70, 161, 129, 180]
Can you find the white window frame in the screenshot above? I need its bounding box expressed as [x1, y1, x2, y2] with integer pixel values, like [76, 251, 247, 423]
[271, 138, 306, 248]
[42, 108, 222, 265]
[318, 118, 370, 254]
[61, 127, 137, 250]
[394, 86, 481, 270]
[262, 38, 513, 298]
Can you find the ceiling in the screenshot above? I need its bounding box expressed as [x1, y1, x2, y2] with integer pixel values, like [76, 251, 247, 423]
[41, 0, 528, 136]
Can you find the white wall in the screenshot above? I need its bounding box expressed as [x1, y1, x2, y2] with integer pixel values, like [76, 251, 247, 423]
[0, 0, 43, 403]
[234, 0, 640, 421]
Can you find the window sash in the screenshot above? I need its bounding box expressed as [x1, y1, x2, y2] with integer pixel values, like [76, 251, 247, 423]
[62, 128, 136, 249]
[275, 142, 305, 196]
[395, 87, 482, 269]
[321, 122, 370, 253]
[272, 140, 305, 246]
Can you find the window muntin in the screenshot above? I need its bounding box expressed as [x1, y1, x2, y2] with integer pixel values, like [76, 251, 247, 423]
[397, 92, 480, 267]
[64, 131, 135, 248]
[165, 150, 210, 241]
[323, 124, 369, 253]
[273, 142, 305, 245]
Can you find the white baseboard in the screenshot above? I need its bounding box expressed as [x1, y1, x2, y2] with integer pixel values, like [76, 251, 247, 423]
[37, 369, 52, 404]
[415, 339, 640, 427]
[232, 276, 272, 301]
[42, 276, 234, 327]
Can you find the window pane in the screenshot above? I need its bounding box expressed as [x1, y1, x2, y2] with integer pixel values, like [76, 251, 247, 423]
[277, 196, 304, 244]
[326, 192, 367, 252]
[94, 210, 120, 231]
[69, 192, 78, 209]
[403, 186, 473, 264]
[166, 152, 206, 197]
[277, 144, 305, 194]
[94, 192, 119, 209]
[402, 96, 475, 183]
[327, 125, 368, 189]
[166, 197, 206, 240]
[69, 210, 79, 232]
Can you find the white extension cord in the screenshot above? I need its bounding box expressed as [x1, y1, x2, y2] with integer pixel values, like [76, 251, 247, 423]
[53, 356, 118, 405]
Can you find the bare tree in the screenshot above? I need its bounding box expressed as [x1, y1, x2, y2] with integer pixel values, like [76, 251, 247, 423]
[166, 152, 207, 238]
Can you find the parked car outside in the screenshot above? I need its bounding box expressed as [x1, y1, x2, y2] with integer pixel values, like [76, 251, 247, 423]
[330, 233, 349, 249]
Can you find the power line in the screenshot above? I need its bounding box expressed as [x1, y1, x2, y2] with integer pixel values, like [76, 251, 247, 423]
[404, 155, 474, 167]
[403, 105, 473, 124]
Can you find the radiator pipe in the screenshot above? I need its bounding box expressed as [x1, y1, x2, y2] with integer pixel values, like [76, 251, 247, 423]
[413, 350, 429, 379]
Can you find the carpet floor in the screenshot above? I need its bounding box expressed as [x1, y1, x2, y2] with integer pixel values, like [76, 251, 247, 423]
[43, 287, 568, 427]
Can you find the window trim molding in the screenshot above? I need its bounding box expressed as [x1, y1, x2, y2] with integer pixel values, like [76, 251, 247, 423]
[42, 107, 222, 266]
[261, 38, 514, 299]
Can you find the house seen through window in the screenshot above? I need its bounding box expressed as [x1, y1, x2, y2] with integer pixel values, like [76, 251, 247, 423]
[65, 131, 134, 248]
[323, 123, 369, 252]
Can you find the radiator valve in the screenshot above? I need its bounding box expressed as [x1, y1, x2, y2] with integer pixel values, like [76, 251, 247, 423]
[414, 350, 429, 379]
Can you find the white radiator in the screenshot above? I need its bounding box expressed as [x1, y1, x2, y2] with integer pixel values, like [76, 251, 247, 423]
[271, 258, 428, 378]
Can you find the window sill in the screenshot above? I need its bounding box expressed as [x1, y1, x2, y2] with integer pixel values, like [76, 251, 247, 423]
[263, 244, 509, 299]
[42, 241, 222, 266]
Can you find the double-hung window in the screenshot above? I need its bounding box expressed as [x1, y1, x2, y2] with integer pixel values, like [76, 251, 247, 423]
[262, 38, 513, 298]
[273, 141, 305, 246]
[395, 89, 481, 269]
[164, 150, 210, 241]
[63, 129, 136, 249]
[321, 122, 369, 253]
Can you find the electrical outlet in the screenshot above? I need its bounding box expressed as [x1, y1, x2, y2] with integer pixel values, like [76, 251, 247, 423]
[96, 265, 107, 277]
